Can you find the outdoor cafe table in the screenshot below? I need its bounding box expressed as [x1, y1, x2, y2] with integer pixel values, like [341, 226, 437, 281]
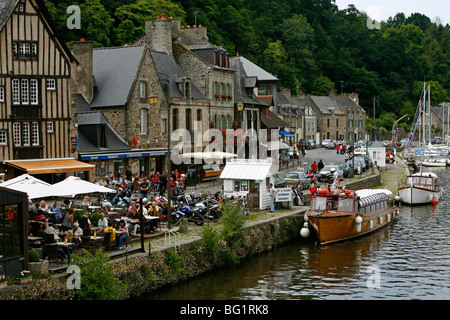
[88, 206, 102, 212]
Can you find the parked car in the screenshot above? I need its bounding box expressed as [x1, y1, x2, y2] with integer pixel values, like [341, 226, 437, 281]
[325, 140, 337, 149]
[321, 139, 332, 148]
[283, 171, 311, 189]
[352, 156, 368, 172]
[341, 162, 355, 178]
[307, 140, 317, 149]
[274, 177, 286, 188]
[317, 165, 343, 182]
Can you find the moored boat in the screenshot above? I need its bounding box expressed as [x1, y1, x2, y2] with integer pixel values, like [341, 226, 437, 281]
[302, 188, 398, 245]
[397, 169, 442, 205]
[420, 159, 448, 167]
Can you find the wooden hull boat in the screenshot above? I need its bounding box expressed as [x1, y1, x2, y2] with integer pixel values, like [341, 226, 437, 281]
[302, 188, 398, 245]
[397, 170, 441, 205]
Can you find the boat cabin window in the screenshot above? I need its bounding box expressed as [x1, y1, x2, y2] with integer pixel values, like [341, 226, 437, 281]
[407, 176, 433, 186]
[312, 197, 327, 211]
[338, 198, 354, 212]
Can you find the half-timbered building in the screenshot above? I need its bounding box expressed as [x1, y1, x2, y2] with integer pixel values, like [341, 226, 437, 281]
[0, 0, 91, 182]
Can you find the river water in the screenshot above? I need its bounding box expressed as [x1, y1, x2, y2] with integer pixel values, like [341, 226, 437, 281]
[146, 167, 450, 300]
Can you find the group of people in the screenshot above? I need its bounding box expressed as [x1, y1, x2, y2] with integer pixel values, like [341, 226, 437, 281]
[97, 168, 188, 202]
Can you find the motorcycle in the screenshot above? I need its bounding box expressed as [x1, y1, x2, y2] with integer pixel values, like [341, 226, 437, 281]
[174, 203, 205, 226]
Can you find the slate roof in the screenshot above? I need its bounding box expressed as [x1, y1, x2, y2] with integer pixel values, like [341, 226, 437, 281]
[151, 51, 207, 100]
[230, 56, 268, 107]
[77, 112, 130, 153]
[310, 95, 343, 115]
[234, 56, 279, 82]
[86, 46, 145, 108]
[335, 95, 365, 113]
[0, 0, 18, 32]
[261, 109, 289, 128]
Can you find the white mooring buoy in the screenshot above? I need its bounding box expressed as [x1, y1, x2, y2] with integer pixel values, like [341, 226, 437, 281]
[300, 222, 310, 238]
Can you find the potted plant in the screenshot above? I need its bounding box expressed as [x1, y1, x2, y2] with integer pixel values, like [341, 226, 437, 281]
[0, 275, 7, 290]
[28, 249, 49, 275]
[15, 270, 32, 284]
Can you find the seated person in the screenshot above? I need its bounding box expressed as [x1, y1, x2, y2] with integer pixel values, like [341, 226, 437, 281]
[48, 200, 63, 223]
[34, 209, 46, 222]
[103, 224, 116, 243]
[97, 213, 108, 233]
[78, 212, 92, 235]
[148, 202, 160, 217]
[72, 222, 83, 244]
[43, 223, 60, 242]
[128, 209, 140, 235]
[117, 220, 129, 250]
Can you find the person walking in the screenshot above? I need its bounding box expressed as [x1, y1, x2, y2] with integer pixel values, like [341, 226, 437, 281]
[269, 183, 277, 212]
[318, 159, 324, 171]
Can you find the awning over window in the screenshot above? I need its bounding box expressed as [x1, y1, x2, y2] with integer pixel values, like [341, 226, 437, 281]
[279, 130, 295, 137]
[5, 158, 95, 174]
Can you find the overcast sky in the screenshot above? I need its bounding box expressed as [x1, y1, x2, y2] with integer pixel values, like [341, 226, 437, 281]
[334, 0, 449, 25]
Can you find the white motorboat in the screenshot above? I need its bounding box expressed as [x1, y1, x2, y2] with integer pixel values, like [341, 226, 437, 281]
[397, 169, 442, 205]
[421, 159, 448, 167]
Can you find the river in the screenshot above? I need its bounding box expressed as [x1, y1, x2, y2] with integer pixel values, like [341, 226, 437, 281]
[145, 166, 450, 300]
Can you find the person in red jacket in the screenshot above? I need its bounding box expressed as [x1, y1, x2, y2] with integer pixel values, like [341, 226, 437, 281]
[311, 161, 318, 172]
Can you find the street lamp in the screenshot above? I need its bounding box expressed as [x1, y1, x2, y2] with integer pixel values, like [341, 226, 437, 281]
[149, 81, 172, 230]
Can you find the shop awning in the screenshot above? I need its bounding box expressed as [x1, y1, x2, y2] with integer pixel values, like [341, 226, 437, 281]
[5, 158, 95, 174]
[279, 130, 295, 137]
[220, 158, 276, 180]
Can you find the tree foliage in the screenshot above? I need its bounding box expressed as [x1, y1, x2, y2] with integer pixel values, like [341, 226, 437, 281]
[45, 0, 449, 131]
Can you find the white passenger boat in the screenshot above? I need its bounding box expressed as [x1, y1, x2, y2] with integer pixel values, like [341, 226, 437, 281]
[397, 169, 442, 205]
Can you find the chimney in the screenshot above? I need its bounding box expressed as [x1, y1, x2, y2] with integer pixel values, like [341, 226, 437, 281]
[144, 18, 181, 57]
[329, 90, 335, 99]
[72, 40, 94, 102]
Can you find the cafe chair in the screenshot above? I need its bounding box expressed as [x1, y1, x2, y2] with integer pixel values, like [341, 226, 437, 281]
[103, 232, 116, 252]
[45, 233, 56, 244]
[45, 244, 60, 267]
[80, 236, 96, 254]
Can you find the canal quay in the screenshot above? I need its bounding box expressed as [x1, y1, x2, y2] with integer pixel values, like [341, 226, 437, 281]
[145, 156, 450, 301]
[1, 148, 411, 301]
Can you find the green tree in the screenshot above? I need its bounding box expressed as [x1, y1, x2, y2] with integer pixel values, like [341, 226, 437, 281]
[80, 0, 114, 47]
[311, 76, 335, 95]
[72, 249, 126, 300]
[114, 0, 186, 45]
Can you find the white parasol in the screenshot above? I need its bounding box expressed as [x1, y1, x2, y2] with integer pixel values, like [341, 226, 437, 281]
[48, 176, 116, 198]
[1, 174, 53, 199]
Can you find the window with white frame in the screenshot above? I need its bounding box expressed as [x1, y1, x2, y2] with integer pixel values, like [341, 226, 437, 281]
[0, 87, 4, 102]
[12, 122, 40, 147]
[47, 121, 54, 133]
[30, 80, 38, 104]
[13, 123, 21, 146]
[0, 130, 7, 145]
[31, 122, 39, 145]
[22, 122, 30, 146]
[12, 41, 37, 60]
[46, 79, 56, 91]
[161, 119, 166, 133]
[12, 79, 20, 104]
[21, 79, 29, 104]
[139, 81, 146, 99]
[140, 108, 148, 135]
[12, 79, 39, 105]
